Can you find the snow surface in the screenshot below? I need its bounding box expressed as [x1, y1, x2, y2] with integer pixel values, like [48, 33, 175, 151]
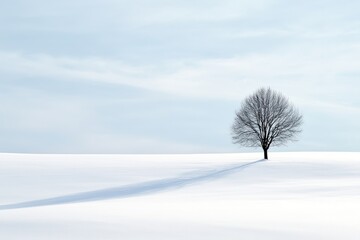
[0, 152, 359, 239]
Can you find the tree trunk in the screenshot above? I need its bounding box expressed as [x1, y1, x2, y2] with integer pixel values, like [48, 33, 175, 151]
[263, 148, 268, 160]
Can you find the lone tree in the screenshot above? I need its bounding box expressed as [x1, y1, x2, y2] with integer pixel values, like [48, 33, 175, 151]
[231, 88, 302, 160]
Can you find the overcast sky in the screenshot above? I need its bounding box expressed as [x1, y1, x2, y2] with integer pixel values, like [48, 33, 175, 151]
[1, 0, 359, 153]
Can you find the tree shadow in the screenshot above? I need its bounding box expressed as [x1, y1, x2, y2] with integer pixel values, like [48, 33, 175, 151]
[0, 159, 265, 210]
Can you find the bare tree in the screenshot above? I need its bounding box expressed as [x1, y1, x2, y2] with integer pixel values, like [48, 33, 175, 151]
[231, 88, 302, 160]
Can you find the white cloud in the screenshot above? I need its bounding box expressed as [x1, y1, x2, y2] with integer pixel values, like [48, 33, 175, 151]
[0, 0, 273, 34]
[1, 0, 360, 153]
[1, 40, 359, 107]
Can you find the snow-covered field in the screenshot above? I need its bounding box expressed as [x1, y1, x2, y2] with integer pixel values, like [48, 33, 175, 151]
[0, 152, 359, 239]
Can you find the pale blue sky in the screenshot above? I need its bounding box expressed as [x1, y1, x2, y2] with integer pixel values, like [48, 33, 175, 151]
[1, 0, 359, 153]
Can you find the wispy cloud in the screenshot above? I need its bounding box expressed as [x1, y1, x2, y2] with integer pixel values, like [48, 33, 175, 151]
[1, 0, 360, 153]
[1, 40, 359, 104]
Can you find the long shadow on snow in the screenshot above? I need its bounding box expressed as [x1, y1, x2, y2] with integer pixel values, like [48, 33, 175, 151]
[0, 159, 264, 210]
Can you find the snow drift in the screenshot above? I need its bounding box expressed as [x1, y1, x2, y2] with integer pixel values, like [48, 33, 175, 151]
[0, 152, 359, 240]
